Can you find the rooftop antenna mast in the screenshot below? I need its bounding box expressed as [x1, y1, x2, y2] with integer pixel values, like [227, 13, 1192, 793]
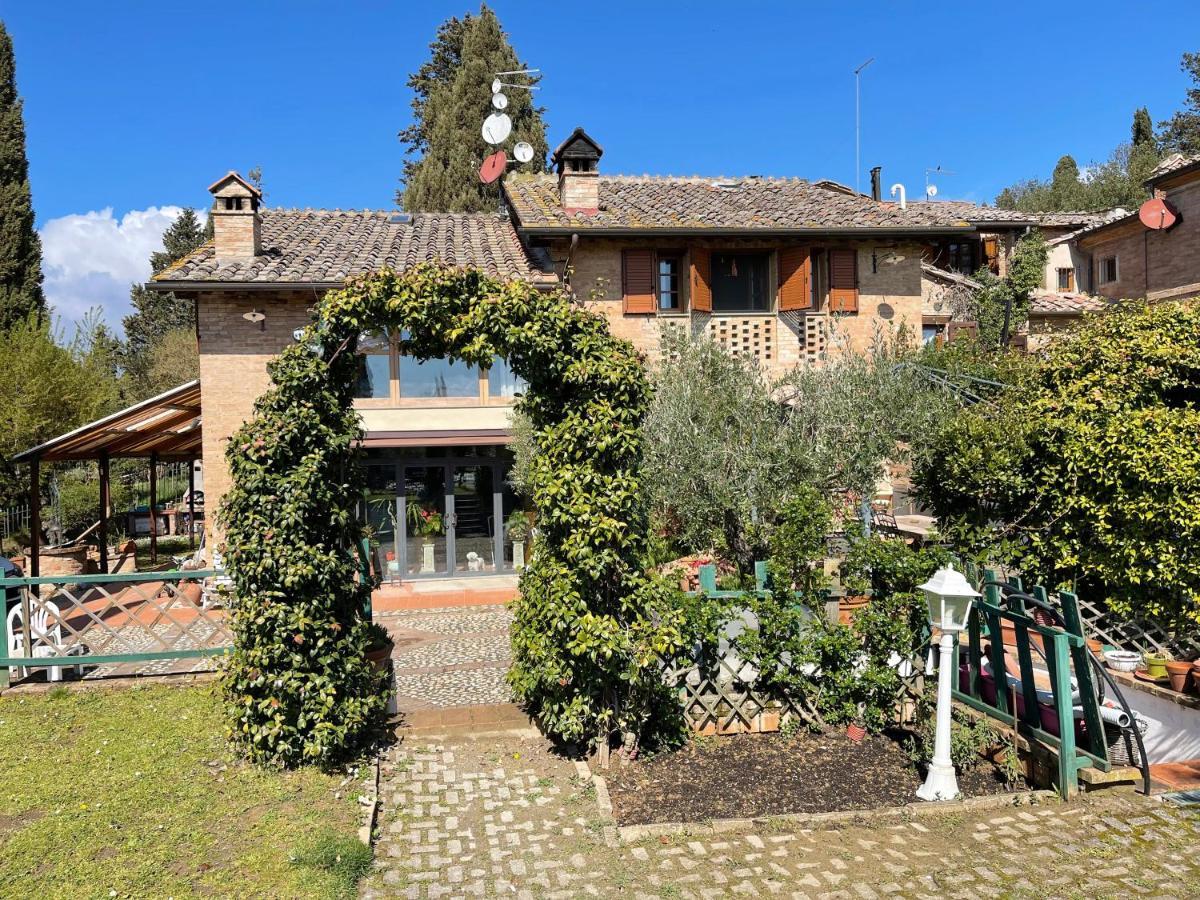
[854, 57, 874, 194]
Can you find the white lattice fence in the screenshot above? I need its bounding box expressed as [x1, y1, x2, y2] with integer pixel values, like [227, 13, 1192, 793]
[1071, 595, 1199, 659]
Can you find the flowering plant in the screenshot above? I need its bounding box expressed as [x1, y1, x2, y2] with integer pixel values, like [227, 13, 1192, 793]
[406, 501, 444, 537]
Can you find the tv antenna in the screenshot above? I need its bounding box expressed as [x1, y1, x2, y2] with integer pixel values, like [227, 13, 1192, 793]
[854, 58, 874, 194]
[925, 166, 955, 200]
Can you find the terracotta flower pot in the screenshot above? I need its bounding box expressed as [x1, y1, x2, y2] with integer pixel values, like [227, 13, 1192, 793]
[366, 641, 394, 675]
[1192, 662, 1200, 693]
[1086, 638, 1103, 656]
[846, 723, 866, 743]
[1166, 659, 1191, 693]
[838, 595, 870, 625]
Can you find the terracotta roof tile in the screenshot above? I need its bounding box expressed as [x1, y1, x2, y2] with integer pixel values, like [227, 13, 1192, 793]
[154, 210, 556, 286]
[503, 174, 976, 232]
[1030, 291, 1113, 315]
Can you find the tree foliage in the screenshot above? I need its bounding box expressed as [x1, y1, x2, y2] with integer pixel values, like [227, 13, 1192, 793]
[1159, 51, 1200, 154]
[995, 113, 1161, 213]
[0, 312, 122, 505]
[122, 208, 208, 394]
[0, 21, 44, 329]
[913, 301, 1200, 627]
[222, 264, 680, 762]
[399, 5, 548, 211]
[641, 328, 954, 571]
[964, 230, 1048, 347]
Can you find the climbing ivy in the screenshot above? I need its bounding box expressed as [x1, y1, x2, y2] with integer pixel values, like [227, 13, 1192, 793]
[221, 264, 680, 764]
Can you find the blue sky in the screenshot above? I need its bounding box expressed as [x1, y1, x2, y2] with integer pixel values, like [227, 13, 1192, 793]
[6, 1, 1198, 327]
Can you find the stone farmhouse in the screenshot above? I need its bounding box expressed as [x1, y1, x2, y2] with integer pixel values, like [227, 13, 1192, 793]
[146, 129, 1055, 580]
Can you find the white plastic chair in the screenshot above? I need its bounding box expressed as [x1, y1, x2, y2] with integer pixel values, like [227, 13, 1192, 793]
[7, 599, 69, 682]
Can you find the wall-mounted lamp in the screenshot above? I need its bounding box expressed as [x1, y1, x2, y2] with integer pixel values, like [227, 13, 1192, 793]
[242, 309, 266, 331]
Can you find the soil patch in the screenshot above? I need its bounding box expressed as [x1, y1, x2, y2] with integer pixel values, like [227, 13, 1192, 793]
[604, 730, 1022, 825]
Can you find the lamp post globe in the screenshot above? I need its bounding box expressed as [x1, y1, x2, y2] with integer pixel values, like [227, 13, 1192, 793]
[915, 565, 980, 802]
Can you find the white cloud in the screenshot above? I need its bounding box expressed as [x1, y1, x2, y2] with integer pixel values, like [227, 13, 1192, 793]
[39, 206, 205, 331]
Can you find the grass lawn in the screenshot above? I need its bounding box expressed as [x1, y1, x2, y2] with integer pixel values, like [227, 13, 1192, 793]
[0, 683, 370, 899]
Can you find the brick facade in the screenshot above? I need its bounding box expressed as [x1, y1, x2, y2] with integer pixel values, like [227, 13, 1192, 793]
[556, 237, 924, 374]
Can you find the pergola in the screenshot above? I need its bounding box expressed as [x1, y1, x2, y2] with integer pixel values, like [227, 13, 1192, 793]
[13, 380, 202, 576]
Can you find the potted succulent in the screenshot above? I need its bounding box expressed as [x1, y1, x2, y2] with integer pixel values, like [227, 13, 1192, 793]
[406, 500, 444, 574]
[505, 510, 530, 571]
[365, 621, 394, 674]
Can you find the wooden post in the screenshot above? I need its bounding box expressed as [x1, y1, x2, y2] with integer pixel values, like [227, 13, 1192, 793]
[98, 452, 110, 574]
[28, 456, 40, 578]
[187, 458, 196, 551]
[149, 453, 158, 565]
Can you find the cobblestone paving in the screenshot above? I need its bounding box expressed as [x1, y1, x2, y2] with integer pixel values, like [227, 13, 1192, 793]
[379, 606, 514, 710]
[363, 732, 1200, 899]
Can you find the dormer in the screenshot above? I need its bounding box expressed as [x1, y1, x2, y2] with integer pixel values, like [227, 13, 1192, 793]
[551, 127, 603, 213]
[207, 171, 263, 259]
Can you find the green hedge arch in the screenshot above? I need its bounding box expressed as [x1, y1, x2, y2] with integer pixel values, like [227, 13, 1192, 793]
[221, 264, 681, 766]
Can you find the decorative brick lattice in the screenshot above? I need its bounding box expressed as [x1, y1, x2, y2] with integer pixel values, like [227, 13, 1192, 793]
[707, 316, 775, 365]
[802, 312, 828, 363]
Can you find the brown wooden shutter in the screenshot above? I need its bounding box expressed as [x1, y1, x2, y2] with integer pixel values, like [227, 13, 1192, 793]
[777, 246, 812, 311]
[621, 249, 656, 314]
[829, 249, 858, 313]
[946, 320, 978, 343]
[983, 238, 999, 274]
[690, 247, 712, 312]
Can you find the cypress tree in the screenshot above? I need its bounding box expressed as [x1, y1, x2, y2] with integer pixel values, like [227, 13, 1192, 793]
[399, 5, 548, 212]
[0, 21, 44, 329]
[1131, 107, 1155, 147]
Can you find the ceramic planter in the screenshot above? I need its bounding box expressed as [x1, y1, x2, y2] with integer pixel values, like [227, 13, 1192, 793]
[838, 595, 870, 625]
[846, 723, 866, 743]
[1166, 659, 1192, 693]
[366, 639, 394, 675]
[1144, 654, 1169, 679]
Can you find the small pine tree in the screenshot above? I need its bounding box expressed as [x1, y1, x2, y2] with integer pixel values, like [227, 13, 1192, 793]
[1159, 51, 1200, 154]
[122, 208, 209, 393]
[399, 5, 549, 212]
[0, 21, 44, 329]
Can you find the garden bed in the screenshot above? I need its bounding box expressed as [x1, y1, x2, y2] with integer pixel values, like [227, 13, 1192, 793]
[604, 730, 1023, 826]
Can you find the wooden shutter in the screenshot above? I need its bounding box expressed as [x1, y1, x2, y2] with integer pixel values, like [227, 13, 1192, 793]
[946, 320, 978, 343]
[621, 249, 656, 314]
[829, 248, 858, 313]
[690, 247, 712, 312]
[983, 238, 1000, 274]
[777, 246, 812, 311]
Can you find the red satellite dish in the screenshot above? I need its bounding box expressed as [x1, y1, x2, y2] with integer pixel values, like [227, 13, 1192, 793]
[479, 150, 507, 184]
[1139, 197, 1179, 230]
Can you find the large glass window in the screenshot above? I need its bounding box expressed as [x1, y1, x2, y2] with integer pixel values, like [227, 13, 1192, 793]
[399, 356, 478, 398]
[353, 332, 392, 399]
[487, 357, 526, 399]
[711, 252, 771, 312]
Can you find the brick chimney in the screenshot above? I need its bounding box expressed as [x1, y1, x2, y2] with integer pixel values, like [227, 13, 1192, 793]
[207, 171, 262, 259]
[550, 127, 603, 213]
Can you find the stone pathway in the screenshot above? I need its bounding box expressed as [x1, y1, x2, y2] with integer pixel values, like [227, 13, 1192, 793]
[379, 605, 514, 712]
[362, 731, 1200, 899]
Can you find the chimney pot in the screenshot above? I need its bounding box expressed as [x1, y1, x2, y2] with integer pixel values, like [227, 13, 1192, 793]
[551, 128, 603, 213]
[870, 166, 882, 202]
[207, 171, 263, 259]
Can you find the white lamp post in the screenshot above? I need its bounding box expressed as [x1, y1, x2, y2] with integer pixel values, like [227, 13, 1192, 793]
[915, 565, 980, 802]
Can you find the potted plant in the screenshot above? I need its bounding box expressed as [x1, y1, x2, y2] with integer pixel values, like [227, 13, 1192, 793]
[365, 621, 394, 674]
[838, 571, 871, 625]
[505, 510, 530, 571]
[1144, 651, 1169, 680]
[1165, 655, 1191, 692]
[406, 500, 444, 574]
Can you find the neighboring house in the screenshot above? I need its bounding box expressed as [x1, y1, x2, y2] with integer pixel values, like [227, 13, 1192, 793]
[149, 131, 1059, 580]
[908, 199, 1034, 279]
[1034, 211, 1122, 294]
[1074, 153, 1200, 301]
[1024, 291, 1113, 351]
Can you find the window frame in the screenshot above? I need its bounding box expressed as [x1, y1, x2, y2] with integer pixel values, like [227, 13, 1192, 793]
[350, 334, 523, 409]
[1056, 267, 1075, 292]
[1098, 255, 1119, 285]
[708, 250, 775, 314]
[656, 251, 686, 314]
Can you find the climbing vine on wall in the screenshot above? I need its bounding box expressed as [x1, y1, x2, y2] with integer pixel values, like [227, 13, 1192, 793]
[221, 264, 680, 764]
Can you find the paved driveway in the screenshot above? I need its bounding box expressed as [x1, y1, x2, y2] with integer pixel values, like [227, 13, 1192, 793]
[362, 731, 1200, 899]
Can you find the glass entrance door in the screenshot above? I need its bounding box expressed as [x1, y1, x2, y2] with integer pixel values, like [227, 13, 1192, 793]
[402, 465, 448, 576]
[451, 465, 498, 574]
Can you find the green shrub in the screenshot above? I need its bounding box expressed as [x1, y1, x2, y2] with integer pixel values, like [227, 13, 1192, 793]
[914, 300, 1200, 625]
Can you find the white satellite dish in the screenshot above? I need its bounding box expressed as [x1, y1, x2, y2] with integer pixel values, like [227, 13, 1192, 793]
[492, 92, 508, 110]
[482, 112, 512, 145]
[513, 141, 534, 164]
[491, 78, 502, 94]
[926, 184, 938, 198]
